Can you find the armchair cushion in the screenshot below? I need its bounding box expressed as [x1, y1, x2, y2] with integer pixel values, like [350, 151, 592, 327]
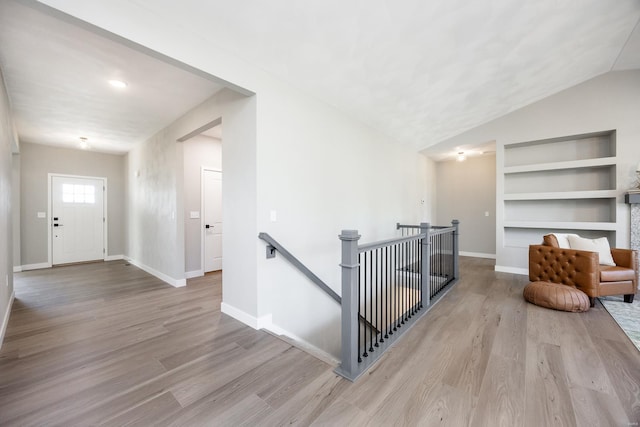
[566, 235, 616, 266]
[600, 265, 636, 282]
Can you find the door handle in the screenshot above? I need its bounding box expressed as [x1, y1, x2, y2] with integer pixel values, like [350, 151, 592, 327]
[53, 224, 63, 227]
[205, 224, 211, 229]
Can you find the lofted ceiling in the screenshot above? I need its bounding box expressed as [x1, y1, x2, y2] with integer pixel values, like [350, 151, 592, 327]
[0, 0, 225, 154]
[1, 0, 639, 156]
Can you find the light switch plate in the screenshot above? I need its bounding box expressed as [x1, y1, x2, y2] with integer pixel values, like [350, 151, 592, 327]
[190, 211, 200, 219]
[270, 210, 277, 222]
[37, 212, 46, 218]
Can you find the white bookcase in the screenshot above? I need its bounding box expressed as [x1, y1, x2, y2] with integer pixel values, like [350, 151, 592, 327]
[498, 130, 618, 271]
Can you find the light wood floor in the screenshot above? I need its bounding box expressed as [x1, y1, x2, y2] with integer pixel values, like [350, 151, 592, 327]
[1, 258, 639, 426]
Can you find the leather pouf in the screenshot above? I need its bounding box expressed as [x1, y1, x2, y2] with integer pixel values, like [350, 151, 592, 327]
[523, 281, 590, 312]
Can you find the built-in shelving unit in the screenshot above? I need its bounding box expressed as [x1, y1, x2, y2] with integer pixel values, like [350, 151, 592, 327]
[498, 131, 619, 270]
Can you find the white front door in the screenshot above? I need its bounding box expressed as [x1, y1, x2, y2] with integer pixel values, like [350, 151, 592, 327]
[51, 175, 105, 265]
[203, 169, 222, 272]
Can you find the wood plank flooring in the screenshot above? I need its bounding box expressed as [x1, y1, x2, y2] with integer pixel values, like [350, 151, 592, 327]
[1, 257, 638, 426]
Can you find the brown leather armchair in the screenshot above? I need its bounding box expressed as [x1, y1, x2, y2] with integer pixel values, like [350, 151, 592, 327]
[529, 234, 637, 307]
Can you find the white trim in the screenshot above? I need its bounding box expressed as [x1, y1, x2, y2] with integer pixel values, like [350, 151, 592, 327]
[201, 167, 223, 274]
[220, 302, 271, 330]
[12, 266, 22, 273]
[263, 321, 340, 366]
[0, 291, 15, 349]
[124, 257, 186, 288]
[219, 303, 339, 365]
[21, 262, 51, 271]
[48, 173, 108, 265]
[104, 254, 124, 261]
[185, 269, 204, 279]
[495, 265, 528, 276]
[460, 251, 496, 259]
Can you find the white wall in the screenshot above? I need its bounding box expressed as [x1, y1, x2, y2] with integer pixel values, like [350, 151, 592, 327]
[125, 88, 257, 302]
[17, 142, 126, 266]
[427, 70, 640, 271]
[0, 67, 17, 348]
[255, 80, 430, 357]
[183, 134, 222, 275]
[38, 0, 429, 359]
[435, 155, 496, 257]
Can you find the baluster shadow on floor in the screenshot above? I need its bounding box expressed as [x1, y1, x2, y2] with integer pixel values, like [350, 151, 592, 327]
[0, 257, 638, 425]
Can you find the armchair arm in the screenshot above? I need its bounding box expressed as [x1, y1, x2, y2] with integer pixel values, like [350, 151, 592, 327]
[529, 245, 599, 297]
[611, 248, 636, 269]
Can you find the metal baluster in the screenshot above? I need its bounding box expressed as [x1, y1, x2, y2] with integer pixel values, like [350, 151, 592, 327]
[419, 234, 423, 309]
[369, 250, 374, 354]
[394, 243, 399, 331]
[385, 246, 390, 338]
[363, 252, 368, 358]
[374, 249, 379, 348]
[358, 253, 362, 363]
[402, 240, 406, 324]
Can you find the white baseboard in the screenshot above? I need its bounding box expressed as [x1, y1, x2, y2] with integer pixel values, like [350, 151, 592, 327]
[105, 254, 124, 261]
[0, 290, 15, 350]
[495, 265, 528, 276]
[185, 270, 204, 279]
[220, 302, 339, 365]
[263, 321, 339, 366]
[21, 262, 51, 271]
[13, 266, 22, 273]
[460, 251, 496, 259]
[124, 257, 186, 288]
[220, 302, 271, 329]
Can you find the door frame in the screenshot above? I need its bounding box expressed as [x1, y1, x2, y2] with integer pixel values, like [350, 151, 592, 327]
[48, 173, 108, 267]
[200, 166, 222, 274]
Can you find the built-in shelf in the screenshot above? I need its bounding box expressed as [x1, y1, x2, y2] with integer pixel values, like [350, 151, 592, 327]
[504, 190, 618, 201]
[503, 221, 617, 231]
[499, 130, 619, 270]
[503, 157, 617, 174]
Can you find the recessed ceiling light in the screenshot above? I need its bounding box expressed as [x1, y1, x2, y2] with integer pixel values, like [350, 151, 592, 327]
[108, 79, 128, 89]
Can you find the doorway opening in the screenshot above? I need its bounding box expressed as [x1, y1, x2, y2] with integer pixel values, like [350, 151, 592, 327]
[180, 119, 223, 278]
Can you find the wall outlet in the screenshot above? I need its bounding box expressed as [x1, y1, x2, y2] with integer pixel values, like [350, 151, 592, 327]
[485, 211, 490, 217]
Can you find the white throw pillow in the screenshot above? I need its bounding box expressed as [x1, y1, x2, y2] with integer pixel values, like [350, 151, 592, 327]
[551, 233, 580, 249]
[567, 235, 616, 266]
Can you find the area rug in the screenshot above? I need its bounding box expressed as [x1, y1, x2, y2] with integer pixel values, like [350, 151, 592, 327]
[600, 296, 640, 352]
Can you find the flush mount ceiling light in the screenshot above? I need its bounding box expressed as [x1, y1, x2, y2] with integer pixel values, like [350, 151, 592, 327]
[108, 79, 128, 89]
[79, 137, 89, 149]
[457, 151, 466, 162]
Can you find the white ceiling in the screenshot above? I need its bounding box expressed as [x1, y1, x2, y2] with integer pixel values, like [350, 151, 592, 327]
[126, 0, 640, 153]
[1, 0, 639, 156]
[0, 0, 225, 154]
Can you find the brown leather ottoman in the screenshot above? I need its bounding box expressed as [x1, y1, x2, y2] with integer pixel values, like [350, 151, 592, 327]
[523, 281, 590, 312]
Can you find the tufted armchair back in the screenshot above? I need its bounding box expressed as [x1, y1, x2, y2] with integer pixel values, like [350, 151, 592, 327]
[529, 245, 599, 295]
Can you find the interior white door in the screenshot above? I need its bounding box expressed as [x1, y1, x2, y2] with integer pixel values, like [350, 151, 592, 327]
[203, 170, 223, 272]
[51, 176, 105, 265]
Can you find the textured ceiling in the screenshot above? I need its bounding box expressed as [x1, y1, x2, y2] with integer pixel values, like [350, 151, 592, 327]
[1, 0, 639, 155]
[125, 0, 640, 151]
[0, 0, 224, 154]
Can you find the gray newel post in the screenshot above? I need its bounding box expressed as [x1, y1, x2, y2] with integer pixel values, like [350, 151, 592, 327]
[338, 229, 361, 379]
[420, 222, 431, 307]
[452, 219, 460, 280]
